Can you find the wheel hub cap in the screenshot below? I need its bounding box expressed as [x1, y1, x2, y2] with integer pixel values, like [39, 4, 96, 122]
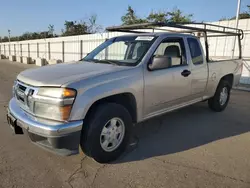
[100, 117, 125, 152]
[219, 87, 228, 106]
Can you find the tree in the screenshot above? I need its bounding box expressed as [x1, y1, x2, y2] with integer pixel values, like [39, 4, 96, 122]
[48, 24, 54, 36]
[121, 6, 147, 25]
[168, 8, 193, 22]
[64, 21, 75, 33]
[62, 20, 89, 36]
[220, 5, 250, 20]
[147, 11, 168, 22]
[2, 36, 9, 42]
[87, 14, 103, 33]
[121, 6, 193, 25]
[21, 32, 32, 40]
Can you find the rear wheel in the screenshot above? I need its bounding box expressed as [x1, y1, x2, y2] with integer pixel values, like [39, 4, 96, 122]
[208, 80, 231, 112]
[80, 103, 132, 163]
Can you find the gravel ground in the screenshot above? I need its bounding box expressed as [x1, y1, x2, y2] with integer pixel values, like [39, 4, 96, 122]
[1, 59, 250, 188]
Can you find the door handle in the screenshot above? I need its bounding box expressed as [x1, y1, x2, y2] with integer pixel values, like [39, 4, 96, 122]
[181, 70, 191, 77]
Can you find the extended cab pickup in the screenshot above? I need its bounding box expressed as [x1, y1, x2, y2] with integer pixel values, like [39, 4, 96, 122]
[7, 23, 243, 163]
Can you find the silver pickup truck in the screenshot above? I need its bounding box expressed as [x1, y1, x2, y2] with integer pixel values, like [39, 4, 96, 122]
[7, 23, 243, 163]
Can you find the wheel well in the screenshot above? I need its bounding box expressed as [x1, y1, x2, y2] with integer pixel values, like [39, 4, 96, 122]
[85, 93, 137, 123]
[220, 74, 234, 87]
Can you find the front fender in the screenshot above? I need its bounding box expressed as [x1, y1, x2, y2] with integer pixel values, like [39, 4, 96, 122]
[67, 67, 144, 122]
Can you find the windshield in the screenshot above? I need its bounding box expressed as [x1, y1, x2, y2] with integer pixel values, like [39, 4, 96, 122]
[82, 35, 156, 66]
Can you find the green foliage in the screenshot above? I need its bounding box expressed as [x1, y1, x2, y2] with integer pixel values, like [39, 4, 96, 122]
[121, 6, 193, 25]
[48, 24, 54, 36]
[147, 11, 168, 22]
[121, 6, 148, 25]
[1, 36, 9, 42]
[230, 13, 250, 20]
[57, 14, 103, 36]
[87, 14, 103, 33]
[168, 8, 193, 23]
[0, 15, 102, 42]
[220, 5, 250, 21]
[1, 30, 54, 42]
[61, 20, 89, 36]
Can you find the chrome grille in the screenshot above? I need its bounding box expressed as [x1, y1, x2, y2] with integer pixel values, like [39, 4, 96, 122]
[14, 81, 38, 113]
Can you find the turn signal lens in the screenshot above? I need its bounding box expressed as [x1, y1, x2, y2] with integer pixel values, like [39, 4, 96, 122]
[60, 105, 72, 120]
[62, 88, 76, 98]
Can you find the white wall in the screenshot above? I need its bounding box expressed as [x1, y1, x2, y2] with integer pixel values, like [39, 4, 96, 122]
[206, 19, 250, 84]
[0, 32, 124, 62]
[1, 19, 250, 84]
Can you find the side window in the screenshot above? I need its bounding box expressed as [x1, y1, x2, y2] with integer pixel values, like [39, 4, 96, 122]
[153, 38, 186, 67]
[187, 38, 203, 65]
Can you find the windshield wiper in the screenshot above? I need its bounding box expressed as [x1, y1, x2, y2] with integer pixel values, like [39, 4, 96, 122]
[83, 59, 123, 66]
[93, 59, 119, 66]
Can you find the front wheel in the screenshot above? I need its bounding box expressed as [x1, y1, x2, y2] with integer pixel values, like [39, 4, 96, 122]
[208, 80, 231, 112]
[80, 103, 132, 163]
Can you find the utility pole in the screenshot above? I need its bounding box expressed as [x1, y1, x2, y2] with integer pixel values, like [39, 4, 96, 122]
[8, 29, 11, 56]
[8, 30, 10, 42]
[231, 0, 241, 58]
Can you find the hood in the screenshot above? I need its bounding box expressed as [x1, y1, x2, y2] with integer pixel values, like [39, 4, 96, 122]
[17, 61, 129, 87]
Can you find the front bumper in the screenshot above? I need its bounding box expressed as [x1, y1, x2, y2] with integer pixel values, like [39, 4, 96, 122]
[7, 98, 83, 156]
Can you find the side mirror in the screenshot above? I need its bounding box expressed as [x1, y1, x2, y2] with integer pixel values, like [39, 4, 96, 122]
[148, 55, 172, 71]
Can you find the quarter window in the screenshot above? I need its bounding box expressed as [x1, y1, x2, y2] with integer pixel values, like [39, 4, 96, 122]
[187, 38, 203, 65]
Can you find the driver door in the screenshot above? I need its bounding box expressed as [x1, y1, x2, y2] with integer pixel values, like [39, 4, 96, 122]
[144, 36, 192, 118]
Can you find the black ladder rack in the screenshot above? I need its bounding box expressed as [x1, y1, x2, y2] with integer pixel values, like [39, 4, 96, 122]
[106, 22, 244, 60]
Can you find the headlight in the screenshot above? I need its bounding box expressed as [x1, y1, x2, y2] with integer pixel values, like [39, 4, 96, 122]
[37, 88, 76, 98]
[33, 88, 76, 121]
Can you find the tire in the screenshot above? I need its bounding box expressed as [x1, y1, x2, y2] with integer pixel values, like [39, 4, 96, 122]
[208, 80, 231, 112]
[80, 103, 132, 163]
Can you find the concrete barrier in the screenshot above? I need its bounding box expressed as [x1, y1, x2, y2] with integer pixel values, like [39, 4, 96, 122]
[9, 55, 16, 61]
[23, 57, 32, 64]
[16, 56, 22, 63]
[0, 54, 6, 59]
[35, 58, 47, 66]
[48, 59, 62, 65]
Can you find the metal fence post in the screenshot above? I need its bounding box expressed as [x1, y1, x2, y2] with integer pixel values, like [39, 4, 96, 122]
[48, 42, 51, 60]
[9, 44, 11, 56]
[14, 44, 16, 56]
[0, 44, 1, 55]
[28, 43, 30, 57]
[37, 43, 39, 58]
[20, 44, 22, 57]
[80, 40, 83, 59]
[62, 41, 65, 62]
[4, 44, 6, 56]
[104, 38, 109, 59]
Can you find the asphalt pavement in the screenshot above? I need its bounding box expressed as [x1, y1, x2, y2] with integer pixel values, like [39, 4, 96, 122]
[1, 59, 250, 188]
